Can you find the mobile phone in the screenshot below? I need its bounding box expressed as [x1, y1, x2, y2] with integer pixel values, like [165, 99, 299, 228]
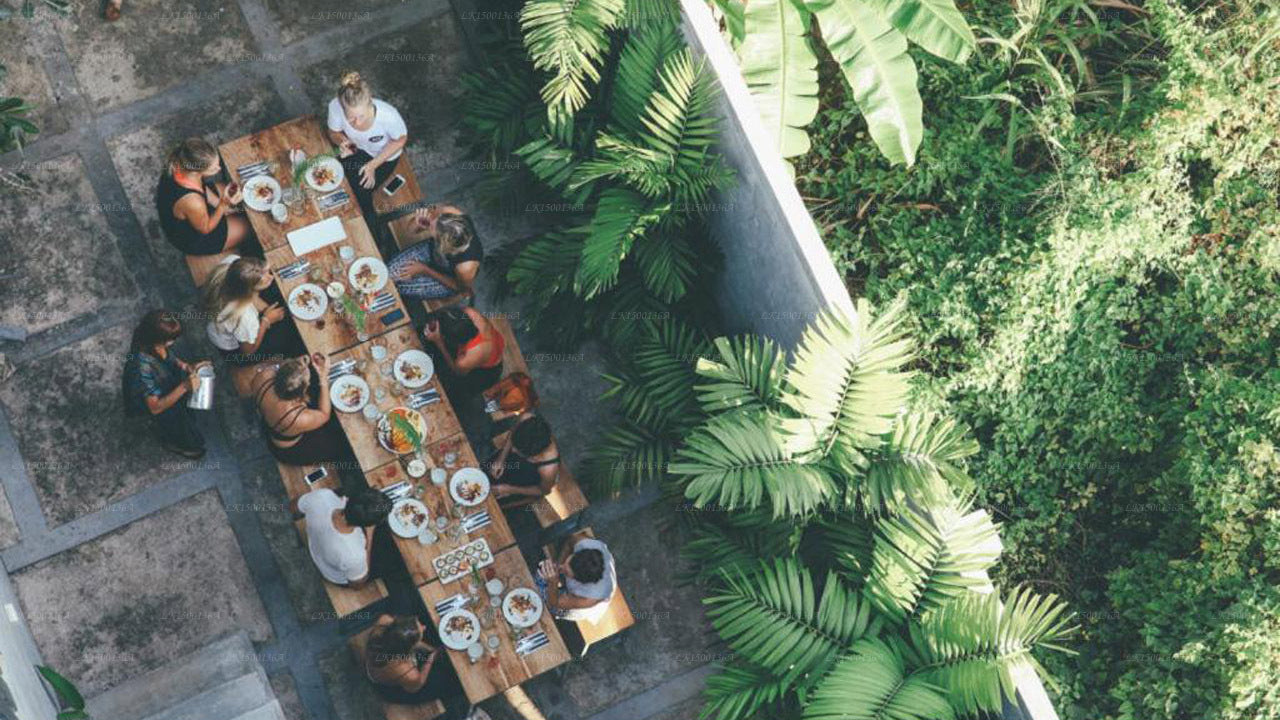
[304, 467, 328, 485]
[383, 175, 406, 196]
[380, 308, 405, 327]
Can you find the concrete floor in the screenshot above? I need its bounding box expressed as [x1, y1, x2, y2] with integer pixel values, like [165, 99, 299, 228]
[0, 1, 715, 719]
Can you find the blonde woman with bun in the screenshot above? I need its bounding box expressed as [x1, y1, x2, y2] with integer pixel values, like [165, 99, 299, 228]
[326, 71, 409, 218]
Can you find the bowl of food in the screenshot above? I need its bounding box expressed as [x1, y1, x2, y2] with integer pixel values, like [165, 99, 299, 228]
[438, 609, 481, 650]
[393, 349, 434, 389]
[449, 467, 490, 507]
[329, 374, 370, 413]
[377, 406, 426, 455]
[388, 498, 430, 538]
[306, 157, 344, 192]
[242, 175, 282, 212]
[287, 283, 328, 321]
[502, 587, 543, 628]
[348, 257, 389, 294]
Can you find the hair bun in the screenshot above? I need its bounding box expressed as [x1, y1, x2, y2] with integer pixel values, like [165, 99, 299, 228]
[340, 71, 362, 88]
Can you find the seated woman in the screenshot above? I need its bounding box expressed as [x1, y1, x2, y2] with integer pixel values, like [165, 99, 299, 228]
[327, 71, 408, 220]
[422, 306, 505, 400]
[292, 486, 397, 587]
[155, 137, 252, 255]
[387, 205, 482, 305]
[362, 614, 472, 717]
[121, 310, 207, 459]
[254, 354, 350, 466]
[202, 255, 302, 366]
[488, 414, 561, 507]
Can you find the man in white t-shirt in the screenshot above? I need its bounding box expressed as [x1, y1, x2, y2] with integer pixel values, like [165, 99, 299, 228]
[538, 535, 617, 655]
[293, 486, 393, 586]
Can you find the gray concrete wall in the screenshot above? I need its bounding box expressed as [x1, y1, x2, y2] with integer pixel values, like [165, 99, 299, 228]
[0, 563, 56, 720]
[678, 0, 854, 351]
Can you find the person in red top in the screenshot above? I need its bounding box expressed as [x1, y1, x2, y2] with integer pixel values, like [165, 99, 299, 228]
[421, 306, 505, 400]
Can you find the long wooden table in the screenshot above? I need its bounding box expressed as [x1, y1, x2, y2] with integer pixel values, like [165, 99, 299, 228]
[419, 547, 571, 702]
[219, 117, 568, 703]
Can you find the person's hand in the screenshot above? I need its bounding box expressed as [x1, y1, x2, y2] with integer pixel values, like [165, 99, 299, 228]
[423, 321, 441, 343]
[262, 302, 286, 324]
[393, 260, 431, 280]
[337, 139, 357, 158]
[359, 160, 379, 189]
[185, 373, 200, 395]
[220, 182, 243, 206]
[413, 205, 440, 230]
[488, 460, 506, 480]
[537, 559, 558, 583]
[311, 352, 329, 375]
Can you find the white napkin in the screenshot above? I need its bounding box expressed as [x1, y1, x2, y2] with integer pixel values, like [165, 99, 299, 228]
[287, 216, 346, 256]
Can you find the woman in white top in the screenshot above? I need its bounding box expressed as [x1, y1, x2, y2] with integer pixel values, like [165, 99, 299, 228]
[327, 71, 409, 219]
[200, 255, 299, 366]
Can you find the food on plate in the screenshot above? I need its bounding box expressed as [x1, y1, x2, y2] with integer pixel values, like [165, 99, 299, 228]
[398, 360, 424, 382]
[311, 164, 337, 187]
[353, 262, 378, 290]
[446, 615, 475, 636]
[254, 183, 275, 201]
[295, 287, 321, 311]
[455, 480, 484, 503]
[510, 593, 537, 615]
[395, 503, 427, 528]
[339, 383, 364, 408]
[378, 407, 425, 454]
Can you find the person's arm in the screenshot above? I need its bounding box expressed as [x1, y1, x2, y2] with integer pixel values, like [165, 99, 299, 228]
[174, 192, 228, 235]
[394, 661, 432, 693]
[327, 128, 356, 156]
[237, 303, 285, 356]
[145, 374, 197, 415]
[488, 434, 513, 478]
[312, 354, 332, 420]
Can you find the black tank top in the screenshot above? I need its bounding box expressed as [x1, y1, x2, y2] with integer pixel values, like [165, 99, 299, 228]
[155, 171, 214, 253]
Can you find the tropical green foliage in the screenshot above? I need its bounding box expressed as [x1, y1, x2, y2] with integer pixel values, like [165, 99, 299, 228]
[36, 665, 88, 720]
[671, 304, 1074, 720]
[717, 0, 975, 165]
[796, 0, 1280, 717]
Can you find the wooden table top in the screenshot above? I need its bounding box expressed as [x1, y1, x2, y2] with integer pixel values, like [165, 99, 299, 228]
[327, 328, 464, 471]
[265, 217, 410, 355]
[363, 445, 516, 585]
[418, 546, 570, 702]
[219, 116, 362, 251]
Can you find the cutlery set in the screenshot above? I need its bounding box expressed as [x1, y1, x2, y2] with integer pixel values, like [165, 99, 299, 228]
[367, 291, 397, 313]
[380, 481, 413, 501]
[461, 510, 492, 532]
[327, 359, 357, 381]
[409, 388, 442, 409]
[236, 162, 271, 179]
[516, 631, 550, 656]
[434, 593, 469, 615]
[276, 259, 310, 280]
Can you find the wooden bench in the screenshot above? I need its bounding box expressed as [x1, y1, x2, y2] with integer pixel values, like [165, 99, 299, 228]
[488, 316, 529, 377]
[278, 462, 389, 618]
[543, 528, 635, 654]
[371, 154, 424, 216]
[185, 251, 232, 287]
[348, 626, 446, 720]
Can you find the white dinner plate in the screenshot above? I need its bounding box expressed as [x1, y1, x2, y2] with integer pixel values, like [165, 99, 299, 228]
[306, 157, 344, 192]
[502, 587, 544, 628]
[438, 609, 481, 650]
[388, 499, 430, 538]
[242, 175, 281, 212]
[287, 283, 328, 321]
[449, 467, 490, 507]
[329, 374, 370, 413]
[393, 349, 434, 389]
[348, 256, 389, 294]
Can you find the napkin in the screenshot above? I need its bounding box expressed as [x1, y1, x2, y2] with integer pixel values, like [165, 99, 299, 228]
[287, 217, 347, 256]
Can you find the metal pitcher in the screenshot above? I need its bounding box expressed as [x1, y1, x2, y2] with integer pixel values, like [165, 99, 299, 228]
[187, 364, 216, 410]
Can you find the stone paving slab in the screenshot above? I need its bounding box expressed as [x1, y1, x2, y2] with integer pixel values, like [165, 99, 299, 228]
[557, 504, 715, 716]
[298, 13, 469, 184]
[11, 489, 272, 695]
[269, 670, 308, 720]
[0, 484, 18, 551]
[0, 19, 70, 140]
[51, 0, 259, 111]
[104, 80, 289, 293]
[318, 645, 385, 720]
[651, 696, 704, 720]
[264, 0, 408, 47]
[0, 323, 209, 526]
[0, 154, 139, 337]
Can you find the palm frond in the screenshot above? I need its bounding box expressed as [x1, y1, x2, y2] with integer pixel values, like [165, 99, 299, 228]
[583, 419, 673, 496]
[673, 411, 837, 517]
[701, 660, 792, 720]
[705, 559, 872, 684]
[781, 300, 914, 473]
[865, 503, 1002, 623]
[863, 411, 978, 514]
[632, 232, 698, 303]
[575, 188, 667, 299]
[517, 135, 595, 203]
[908, 588, 1077, 716]
[461, 63, 545, 157]
[806, 515, 874, 586]
[611, 19, 685, 137]
[803, 638, 954, 720]
[695, 334, 787, 415]
[521, 0, 625, 121]
[601, 317, 710, 430]
[682, 513, 802, 583]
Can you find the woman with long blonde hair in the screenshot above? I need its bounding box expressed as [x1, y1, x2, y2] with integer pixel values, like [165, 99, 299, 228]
[155, 137, 253, 255]
[201, 256, 299, 366]
[326, 71, 409, 219]
[387, 204, 483, 305]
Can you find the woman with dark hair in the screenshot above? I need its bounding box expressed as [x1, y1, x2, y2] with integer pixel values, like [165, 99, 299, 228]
[155, 137, 253, 255]
[121, 310, 207, 459]
[422, 306, 505, 400]
[362, 614, 474, 717]
[387, 204, 483, 305]
[202, 255, 301, 366]
[253, 354, 349, 465]
[488, 414, 562, 506]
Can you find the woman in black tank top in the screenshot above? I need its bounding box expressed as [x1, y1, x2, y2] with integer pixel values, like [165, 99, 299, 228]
[488, 414, 562, 507]
[155, 137, 253, 255]
[254, 355, 350, 466]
